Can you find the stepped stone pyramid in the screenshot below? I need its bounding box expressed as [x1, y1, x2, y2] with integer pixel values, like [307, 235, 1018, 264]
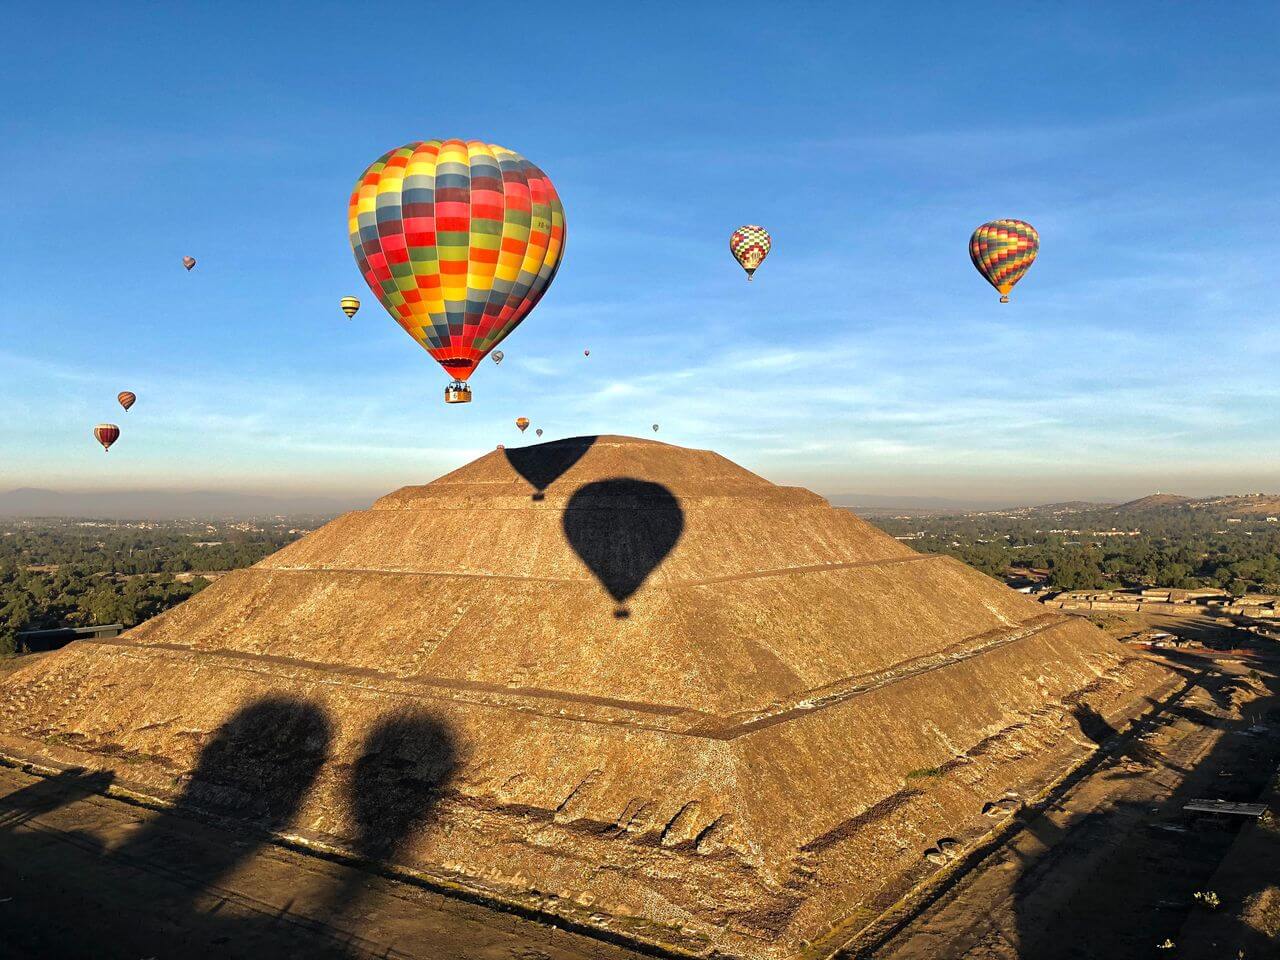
[0, 436, 1173, 959]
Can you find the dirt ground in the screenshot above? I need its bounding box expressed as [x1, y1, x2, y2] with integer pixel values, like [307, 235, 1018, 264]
[0, 761, 642, 960]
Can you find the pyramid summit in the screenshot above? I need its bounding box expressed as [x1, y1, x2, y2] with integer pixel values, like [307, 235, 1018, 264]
[0, 435, 1173, 959]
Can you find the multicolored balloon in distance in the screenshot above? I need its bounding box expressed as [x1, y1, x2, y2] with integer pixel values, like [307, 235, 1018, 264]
[348, 140, 566, 403]
[516, 417, 530, 433]
[535, 428, 543, 437]
[117, 391, 136, 412]
[730, 225, 771, 281]
[340, 296, 361, 318]
[182, 256, 196, 271]
[969, 219, 1039, 303]
[492, 350, 504, 365]
[94, 424, 120, 452]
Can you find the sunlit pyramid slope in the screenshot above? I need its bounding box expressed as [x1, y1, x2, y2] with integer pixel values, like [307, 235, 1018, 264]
[0, 436, 1174, 959]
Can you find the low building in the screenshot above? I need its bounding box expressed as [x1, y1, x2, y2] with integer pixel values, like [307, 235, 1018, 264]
[14, 623, 123, 653]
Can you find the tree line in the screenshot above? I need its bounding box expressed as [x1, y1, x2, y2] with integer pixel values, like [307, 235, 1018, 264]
[870, 504, 1280, 594]
[0, 520, 311, 655]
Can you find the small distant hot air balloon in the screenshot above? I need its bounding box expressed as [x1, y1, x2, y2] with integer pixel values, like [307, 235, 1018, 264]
[182, 256, 196, 271]
[652, 424, 659, 433]
[340, 296, 361, 319]
[349, 140, 566, 404]
[970, 220, 1039, 303]
[117, 391, 136, 412]
[516, 417, 530, 433]
[94, 424, 120, 452]
[583, 348, 590, 356]
[492, 350, 504, 365]
[730, 225, 771, 280]
[535, 428, 543, 437]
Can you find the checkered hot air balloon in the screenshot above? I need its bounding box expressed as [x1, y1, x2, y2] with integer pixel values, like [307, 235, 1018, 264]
[348, 140, 566, 404]
[117, 391, 136, 412]
[94, 424, 120, 452]
[730, 225, 771, 281]
[970, 220, 1039, 303]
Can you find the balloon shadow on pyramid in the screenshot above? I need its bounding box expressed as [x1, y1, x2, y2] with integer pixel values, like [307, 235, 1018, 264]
[504, 435, 596, 500]
[562, 478, 684, 618]
[319, 710, 458, 927]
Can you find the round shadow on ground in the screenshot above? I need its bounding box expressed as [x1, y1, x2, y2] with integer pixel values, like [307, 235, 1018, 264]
[182, 696, 332, 827]
[562, 477, 684, 617]
[349, 710, 458, 860]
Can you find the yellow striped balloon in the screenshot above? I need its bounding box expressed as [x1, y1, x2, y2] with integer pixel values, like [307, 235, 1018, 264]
[339, 296, 361, 319]
[348, 140, 565, 402]
[970, 220, 1039, 302]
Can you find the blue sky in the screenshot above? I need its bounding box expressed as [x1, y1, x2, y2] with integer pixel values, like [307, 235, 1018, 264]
[2, 2, 1277, 505]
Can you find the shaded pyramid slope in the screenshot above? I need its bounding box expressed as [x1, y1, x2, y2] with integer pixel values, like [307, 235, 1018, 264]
[0, 436, 1174, 959]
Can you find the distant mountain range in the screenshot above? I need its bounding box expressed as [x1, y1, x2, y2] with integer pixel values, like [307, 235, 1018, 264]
[826, 494, 1032, 513]
[0, 487, 368, 519]
[4, 486, 1275, 522]
[834, 491, 1279, 518]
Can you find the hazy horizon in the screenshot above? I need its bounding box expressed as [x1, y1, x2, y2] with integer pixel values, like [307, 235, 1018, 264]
[3, 460, 1277, 519]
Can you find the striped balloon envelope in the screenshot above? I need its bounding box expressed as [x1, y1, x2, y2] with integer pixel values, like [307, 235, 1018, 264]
[730, 225, 771, 280]
[117, 391, 136, 412]
[348, 140, 566, 402]
[93, 424, 120, 452]
[969, 220, 1039, 302]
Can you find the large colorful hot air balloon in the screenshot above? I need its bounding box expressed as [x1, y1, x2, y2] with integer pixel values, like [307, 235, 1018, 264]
[182, 256, 196, 271]
[348, 140, 566, 404]
[94, 424, 120, 452]
[969, 220, 1039, 303]
[730, 225, 771, 280]
[516, 417, 530, 433]
[492, 350, 504, 365]
[117, 391, 136, 412]
[340, 296, 361, 319]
